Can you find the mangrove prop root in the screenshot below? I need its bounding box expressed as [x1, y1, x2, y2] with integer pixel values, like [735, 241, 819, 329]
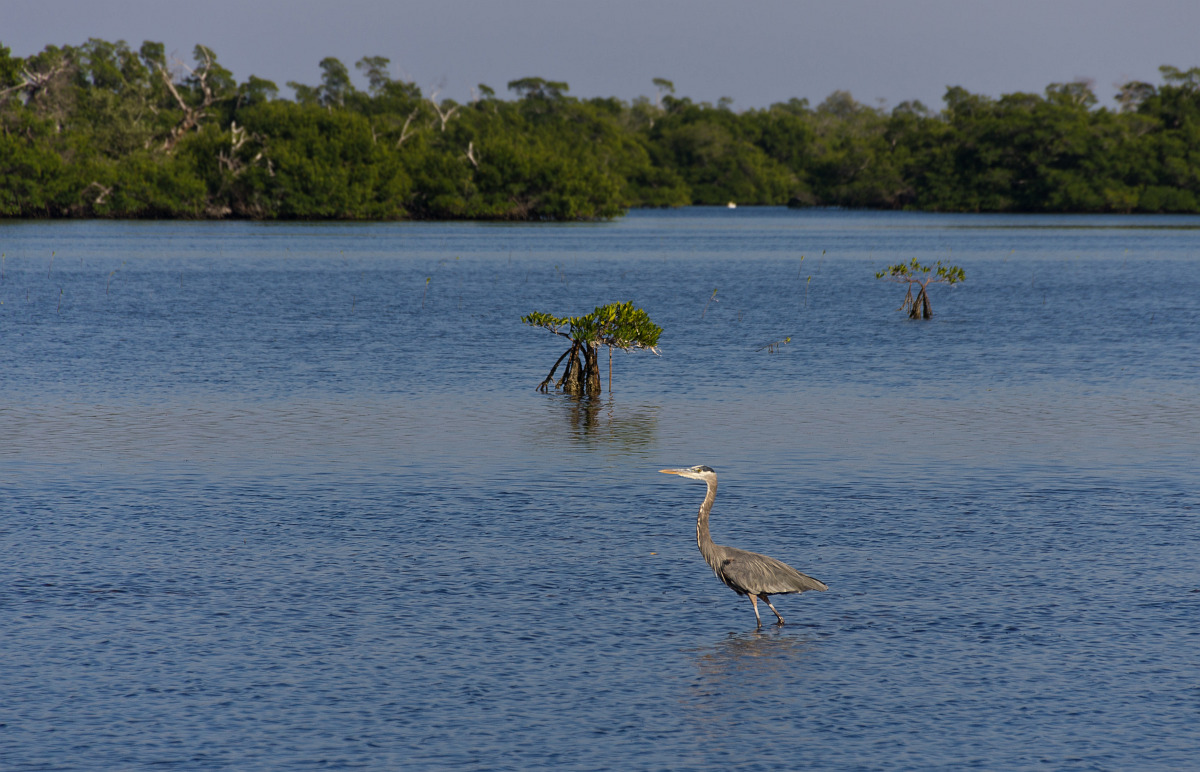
[538, 342, 604, 397]
[537, 347, 573, 392]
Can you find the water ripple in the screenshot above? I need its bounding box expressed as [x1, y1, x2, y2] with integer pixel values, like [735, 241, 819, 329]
[2, 212, 1198, 770]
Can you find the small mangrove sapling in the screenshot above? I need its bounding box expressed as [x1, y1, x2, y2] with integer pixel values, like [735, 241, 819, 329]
[757, 336, 791, 353]
[522, 301, 662, 397]
[875, 258, 965, 319]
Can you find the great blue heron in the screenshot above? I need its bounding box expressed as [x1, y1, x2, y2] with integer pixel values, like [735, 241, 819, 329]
[660, 465, 827, 627]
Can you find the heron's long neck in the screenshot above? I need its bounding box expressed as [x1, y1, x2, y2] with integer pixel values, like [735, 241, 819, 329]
[696, 478, 722, 570]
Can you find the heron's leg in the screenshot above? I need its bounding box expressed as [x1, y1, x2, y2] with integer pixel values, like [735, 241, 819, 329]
[761, 594, 785, 625]
[748, 595, 763, 628]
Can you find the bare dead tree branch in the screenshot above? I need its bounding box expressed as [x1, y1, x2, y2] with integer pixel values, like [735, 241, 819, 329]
[0, 62, 72, 102]
[426, 89, 461, 132]
[230, 120, 246, 151]
[158, 50, 218, 153]
[84, 181, 113, 206]
[396, 107, 421, 147]
[218, 121, 269, 176]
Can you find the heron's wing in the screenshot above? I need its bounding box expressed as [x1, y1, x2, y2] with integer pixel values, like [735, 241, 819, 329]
[718, 546, 828, 595]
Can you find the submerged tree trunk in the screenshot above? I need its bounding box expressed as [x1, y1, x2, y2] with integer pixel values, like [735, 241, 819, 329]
[584, 343, 602, 396]
[909, 285, 933, 319]
[561, 343, 584, 395]
[538, 341, 604, 397]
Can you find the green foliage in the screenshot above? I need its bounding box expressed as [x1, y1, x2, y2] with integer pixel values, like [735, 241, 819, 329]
[646, 101, 798, 205]
[875, 257, 965, 285]
[522, 301, 662, 351]
[238, 75, 279, 106]
[2, 37, 1200, 219]
[355, 56, 391, 95]
[876, 258, 965, 319]
[507, 77, 570, 101]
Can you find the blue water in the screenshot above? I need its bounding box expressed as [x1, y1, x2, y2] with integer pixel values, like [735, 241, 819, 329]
[2, 209, 1198, 770]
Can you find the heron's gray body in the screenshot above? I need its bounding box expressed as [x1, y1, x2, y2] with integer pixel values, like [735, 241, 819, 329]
[662, 465, 827, 626]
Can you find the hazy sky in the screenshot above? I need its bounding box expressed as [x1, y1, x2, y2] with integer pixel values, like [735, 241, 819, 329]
[7, 0, 1200, 110]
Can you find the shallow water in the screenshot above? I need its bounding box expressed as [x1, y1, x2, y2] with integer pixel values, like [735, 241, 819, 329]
[2, 209, 1199, 770]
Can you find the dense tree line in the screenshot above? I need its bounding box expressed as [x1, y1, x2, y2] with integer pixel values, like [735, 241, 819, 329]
[2, 39, 1198, 219]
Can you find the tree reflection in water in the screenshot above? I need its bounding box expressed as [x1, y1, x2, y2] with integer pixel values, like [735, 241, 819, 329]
[555, 395, 660, 452]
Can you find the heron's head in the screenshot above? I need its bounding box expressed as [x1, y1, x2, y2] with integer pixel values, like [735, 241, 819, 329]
[659, 465, 716, 481]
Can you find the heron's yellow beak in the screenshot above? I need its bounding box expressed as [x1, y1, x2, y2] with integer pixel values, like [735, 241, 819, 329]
[659, 468, 683, 475]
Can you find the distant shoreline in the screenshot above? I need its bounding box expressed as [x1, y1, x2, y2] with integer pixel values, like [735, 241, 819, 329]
[4, 42, 1199, 219]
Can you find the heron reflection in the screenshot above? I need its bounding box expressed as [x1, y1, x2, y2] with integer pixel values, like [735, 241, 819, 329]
[690, 629, 818, 680]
